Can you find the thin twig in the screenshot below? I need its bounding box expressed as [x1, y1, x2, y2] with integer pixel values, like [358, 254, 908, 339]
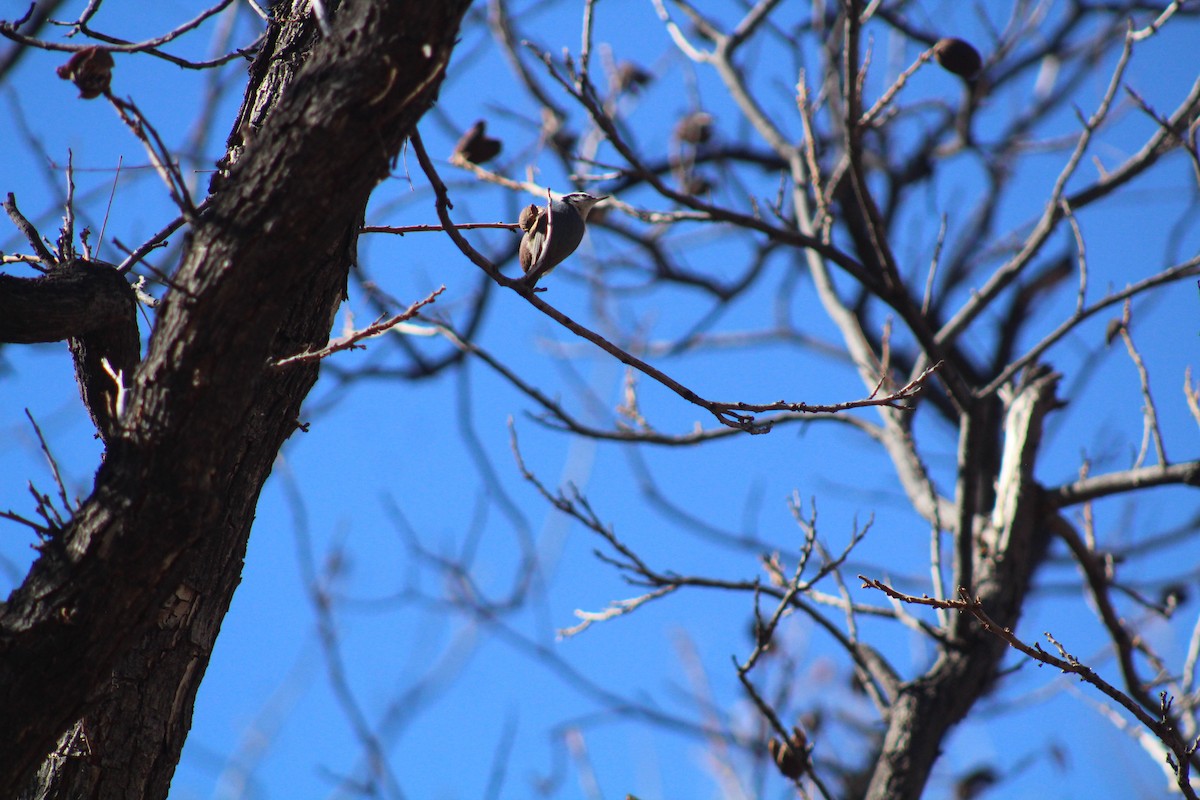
[362, 221, 520, 234]
[937, 27, 1135, 350]
[981, 256, 1200, 397]
[1117, 300, 1168, 468]
[272, 286, 445, 366]
[106, 94, 196, 217]
[858, 47, 935, 127]
[116, 207, 196, 273]
[1, 0, 255, 69]
[24, 409, 74, 515]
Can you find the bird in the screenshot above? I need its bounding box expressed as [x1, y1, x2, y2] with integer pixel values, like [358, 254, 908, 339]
[518, 192, 607, 285]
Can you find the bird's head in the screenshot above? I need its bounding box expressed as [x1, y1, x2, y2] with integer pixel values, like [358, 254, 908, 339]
[560, 192, 608, 221]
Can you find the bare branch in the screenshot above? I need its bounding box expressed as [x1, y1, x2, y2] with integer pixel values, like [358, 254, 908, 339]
[272, 286, 445, 366]
[3, 192, 58, 267]
[1049, 462, 1200, 508]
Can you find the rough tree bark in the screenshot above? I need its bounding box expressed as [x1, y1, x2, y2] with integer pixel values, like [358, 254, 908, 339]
[0, 2, 472, 797]
[865, 371, 1060, 799]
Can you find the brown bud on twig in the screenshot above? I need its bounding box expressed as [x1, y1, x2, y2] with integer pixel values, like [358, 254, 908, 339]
[452, 120, 502, 164]
[1160, 583, 1187, 614]
[1105, 318, 1125, 346]
[56, 47, 114, 99]
[750, 618, 775, 652]
[933, 38, 983, 80]
[674, 111, 714, 145]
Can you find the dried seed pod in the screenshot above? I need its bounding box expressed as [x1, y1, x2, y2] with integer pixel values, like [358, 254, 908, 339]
[934, 37, 983, 80]
[57, 47, 114, 99]
[954, 766, 998, 800]
[550, 129, 579, 156]
[679, 174, 712, 196]
[518, 204, 541, 233]
[674, 111, 714, 145]
[768, 728, 810, 780]
[615, 61, 653, 94]
[453, 120, 502, 164]
[539, 108, 579, 157]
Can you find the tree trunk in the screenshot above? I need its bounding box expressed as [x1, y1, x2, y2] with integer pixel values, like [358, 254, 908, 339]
[865, 371, 1060, 799]
[0, 2, 471, 797]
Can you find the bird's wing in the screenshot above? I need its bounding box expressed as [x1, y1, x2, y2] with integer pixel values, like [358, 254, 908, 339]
[519, 205, 547, 274]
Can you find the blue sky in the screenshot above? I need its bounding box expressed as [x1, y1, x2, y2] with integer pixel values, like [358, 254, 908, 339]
[2, 2, 1199, 798]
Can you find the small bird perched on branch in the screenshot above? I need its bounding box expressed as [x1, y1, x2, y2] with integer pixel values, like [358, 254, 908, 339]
[519, 192, 607, 287]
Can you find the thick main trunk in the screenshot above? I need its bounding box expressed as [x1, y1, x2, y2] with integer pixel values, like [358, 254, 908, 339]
[865, 372, 1059, 800]
[0, 2, 471, 797]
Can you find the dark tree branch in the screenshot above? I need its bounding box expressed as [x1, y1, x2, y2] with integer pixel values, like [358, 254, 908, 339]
[0, 1, 472, 796]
